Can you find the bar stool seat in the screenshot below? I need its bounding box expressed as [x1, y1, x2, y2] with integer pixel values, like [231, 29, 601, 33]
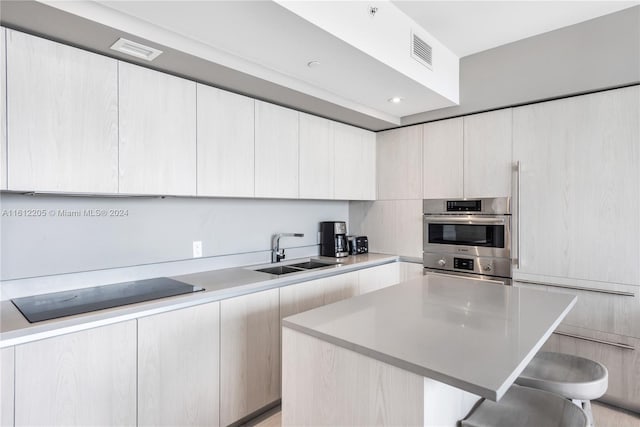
[515, 351, 608, 401]
[461, 385, 588, 427]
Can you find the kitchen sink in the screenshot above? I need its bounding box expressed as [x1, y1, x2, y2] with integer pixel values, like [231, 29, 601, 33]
[288, 261, 337, 270]
[253, 259, 340, 276]
[255, 266, 302, 275]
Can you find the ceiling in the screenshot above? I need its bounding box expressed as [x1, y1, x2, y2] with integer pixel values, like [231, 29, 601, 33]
[393, 1, 638, 57]
[1, 1, 638, 131]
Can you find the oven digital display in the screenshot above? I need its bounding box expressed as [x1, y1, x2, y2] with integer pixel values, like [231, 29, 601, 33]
[447, 200, 481, 212]
[454, 258, 474, 271]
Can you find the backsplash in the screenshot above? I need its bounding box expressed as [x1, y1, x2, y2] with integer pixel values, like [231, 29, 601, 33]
[0, 193, 348, 283]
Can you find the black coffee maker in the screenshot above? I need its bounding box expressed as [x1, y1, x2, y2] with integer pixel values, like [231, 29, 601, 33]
[320, 221, 349, 258]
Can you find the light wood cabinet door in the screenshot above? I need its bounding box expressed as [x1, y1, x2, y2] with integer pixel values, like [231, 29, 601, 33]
[542, 326, 640, 413]
[377, 125, 423, 200]
[463, 109, 512, 198]
[400, 262, 424, 282]
[423, 118, 463, 199]
[1, 28, 6, 190]
[358, 263, 401, 295]
[220, 288, 280, 426]
[14, 321, 136, 426]
[1, 346, 13, 427]
[513, 87, 639, 285]
[299, 113, 334, 199]
[334, 123, 376, 200]
[119, 62, 196, 196]
[254, 101, 299, 198]
[197, 84, 254, 197]
[138, 302, 220, 427]
[6, 29, 118, 193]
[280, 271, 359, 319]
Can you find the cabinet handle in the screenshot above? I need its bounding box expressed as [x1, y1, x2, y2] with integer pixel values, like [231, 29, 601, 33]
[512, 161, 520, 268]
[553, 331, 636, 351]
[517, 279, 636, 297]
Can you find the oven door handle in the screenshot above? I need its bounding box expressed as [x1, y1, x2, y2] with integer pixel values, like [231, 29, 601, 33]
[424, 216, 506, 225]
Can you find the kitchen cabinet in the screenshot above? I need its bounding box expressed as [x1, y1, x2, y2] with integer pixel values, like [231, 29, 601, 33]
[334, 122, 376, 200]
[280, 271, 359, 319]
[14, 321, 136, 426]
[1, 28, 6, 191]
[513, 86, 639, 286]
[463, 109, 512, 198]
[6, 29, 118, 193]
[377, 125, 423, 200]
[400, 262, 424, 282]
[220, 288, 280, 426]
[358, 263, 401, 294]
[1, 346, 13, 427]
[119, 62, 196, 196]
[138, 302, 220, 427]
[299, 113, 334, 199]
[254, 101, 299, 199]
[197, 84, 254, 197]
[423, 118, 463, 199]
[542, 325, 640, 413]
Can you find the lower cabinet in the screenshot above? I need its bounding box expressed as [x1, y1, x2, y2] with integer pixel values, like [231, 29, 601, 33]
[1, 346, 14, 427]
[138, 302, 220, 426]
[399, 262, 425, 282]
[220, 288, 280, 426]
[358, 263, 401, 295]
[14, 321, 137, 426]
[542, 326, 640, 413]
[280, 271, 359, 319]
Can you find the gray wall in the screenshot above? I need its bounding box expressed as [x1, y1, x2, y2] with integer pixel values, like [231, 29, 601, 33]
[401, 6, 640, 127]
[0, 193, 348, 280]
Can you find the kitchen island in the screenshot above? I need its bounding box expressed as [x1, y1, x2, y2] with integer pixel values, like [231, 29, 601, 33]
[282, 274, 577, 426]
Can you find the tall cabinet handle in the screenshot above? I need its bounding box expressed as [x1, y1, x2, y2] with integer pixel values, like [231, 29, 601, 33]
[512, 161, 520, 268]
[553, 331, 635, 351]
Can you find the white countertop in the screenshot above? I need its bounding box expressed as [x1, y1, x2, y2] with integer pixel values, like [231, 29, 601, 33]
[282, 274, 576, 401]
[0, 253, 398, 347]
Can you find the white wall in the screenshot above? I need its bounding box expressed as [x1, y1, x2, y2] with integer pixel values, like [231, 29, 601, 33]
[0, 193, 348, 283]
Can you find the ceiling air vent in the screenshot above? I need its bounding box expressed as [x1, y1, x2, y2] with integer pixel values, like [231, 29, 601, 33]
[110, 38, 163, 61]
[411, 31, 433, 70]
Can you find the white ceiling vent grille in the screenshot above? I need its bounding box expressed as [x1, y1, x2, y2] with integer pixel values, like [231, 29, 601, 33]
[110, 38, 163, 61]
[411, 31, 433, 70]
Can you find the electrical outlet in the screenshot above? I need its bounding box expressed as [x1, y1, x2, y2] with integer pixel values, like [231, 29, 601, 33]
[193, 241, 202, 258]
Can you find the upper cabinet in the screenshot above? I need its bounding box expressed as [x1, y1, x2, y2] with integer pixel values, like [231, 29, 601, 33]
[463, 109, 512, 198]
[197, 85, 255, 197]
[423, 118, 463, 199]
[299, 113, 334, 199]
[254, 101, 299, 198]
[6, 30, 118, 193]
[119, 62, 196, 196]
[377, 125, 423, 200]
[422, 111, 512, 200]
[334, 123, 376, 200]
[513, 87, 639, 285]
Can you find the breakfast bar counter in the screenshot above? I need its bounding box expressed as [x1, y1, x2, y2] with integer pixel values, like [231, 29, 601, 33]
[281, 274, 577, 426]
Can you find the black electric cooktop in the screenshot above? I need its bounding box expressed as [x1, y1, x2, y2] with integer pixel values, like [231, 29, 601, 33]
[11, 277, 203, 323]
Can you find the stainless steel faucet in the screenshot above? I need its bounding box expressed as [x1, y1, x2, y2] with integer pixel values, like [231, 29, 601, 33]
[272, 233, 304, 263]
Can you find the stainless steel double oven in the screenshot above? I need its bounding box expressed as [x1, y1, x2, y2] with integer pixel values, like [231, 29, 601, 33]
[423, 197, 512, 285]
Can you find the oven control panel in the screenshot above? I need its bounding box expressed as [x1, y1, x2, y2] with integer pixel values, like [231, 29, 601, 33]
[423, 252, 511, 279]
[453, 257, 474, 271]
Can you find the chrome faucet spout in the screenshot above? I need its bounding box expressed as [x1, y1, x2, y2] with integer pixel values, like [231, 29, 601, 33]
[271, 233, 305, 263]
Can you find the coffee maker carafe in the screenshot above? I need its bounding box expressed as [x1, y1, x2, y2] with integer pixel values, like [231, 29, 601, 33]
[320, 221, 349, 258]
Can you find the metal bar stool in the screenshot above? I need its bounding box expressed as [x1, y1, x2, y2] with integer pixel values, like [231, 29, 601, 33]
[515, 352, 608, 426]
[461, 384, 588, 427]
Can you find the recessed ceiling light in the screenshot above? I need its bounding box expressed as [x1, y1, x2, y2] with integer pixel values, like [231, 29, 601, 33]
[307, 60, 321, 68]
[110, 38, 163, 61]
[388, 97, 403, 104]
